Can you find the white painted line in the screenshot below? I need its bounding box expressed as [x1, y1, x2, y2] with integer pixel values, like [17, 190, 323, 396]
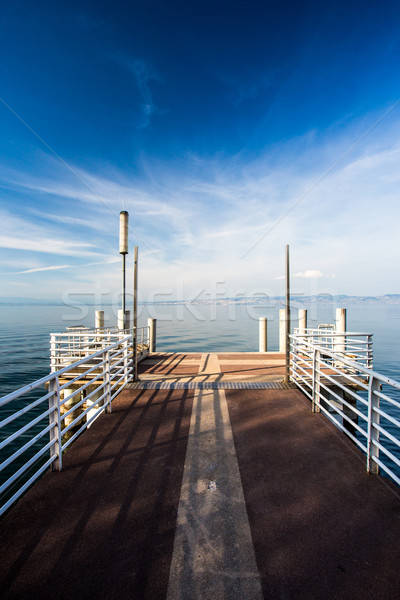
[166, 355, 263, 599]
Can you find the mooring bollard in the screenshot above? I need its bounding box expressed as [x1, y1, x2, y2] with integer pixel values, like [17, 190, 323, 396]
[259, 317, 267, 352]
[95, 310, 104, 329]
[298, 309, 307, 334]
[95, 310, 104, 343]
[335, 307, 347, 356]
[335, 308, 347, 332]
[148, 318, 156, 353]
[118, 309, 130, 331]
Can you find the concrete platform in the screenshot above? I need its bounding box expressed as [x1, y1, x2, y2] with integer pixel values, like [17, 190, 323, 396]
[1, 353, 400, 599]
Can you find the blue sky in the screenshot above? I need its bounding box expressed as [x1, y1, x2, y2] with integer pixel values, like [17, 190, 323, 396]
[1, 0, 400, 302]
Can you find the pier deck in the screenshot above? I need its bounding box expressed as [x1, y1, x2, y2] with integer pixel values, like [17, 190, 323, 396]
[1, 353, 400, 599]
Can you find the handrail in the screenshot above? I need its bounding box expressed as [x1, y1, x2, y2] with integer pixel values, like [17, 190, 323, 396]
[0, 328, 150, 517]
[292, 329, 373, 368]
[1, 335, 130, 406]
[49, 326, 150, 372]
[290, 333, 400, 488]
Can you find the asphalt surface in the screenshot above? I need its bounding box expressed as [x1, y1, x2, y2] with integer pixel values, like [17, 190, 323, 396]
[0, 387, 194, 600]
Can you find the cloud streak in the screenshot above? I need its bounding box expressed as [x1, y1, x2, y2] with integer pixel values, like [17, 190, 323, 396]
[14, 264, 72, 274]
[224, 70, 276, 107]
[115, 56, 163, 128]
[1, 109, 400, 298]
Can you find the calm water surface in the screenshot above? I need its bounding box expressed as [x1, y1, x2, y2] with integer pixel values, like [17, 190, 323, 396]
[0, 302, 399, 396]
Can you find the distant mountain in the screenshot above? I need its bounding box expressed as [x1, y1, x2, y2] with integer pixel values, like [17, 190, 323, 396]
[0, 294, 399, 306]
[0, 297, 63, 306]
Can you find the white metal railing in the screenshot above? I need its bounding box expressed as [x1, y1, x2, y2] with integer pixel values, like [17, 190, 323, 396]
[293, 328, 373, 369]
[50, 326, 150, 372]
[0, 328, 150, 517]
[290, 333, 400, 487]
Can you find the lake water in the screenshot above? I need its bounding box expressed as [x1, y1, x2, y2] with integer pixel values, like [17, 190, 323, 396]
[1, 301, 399, 397]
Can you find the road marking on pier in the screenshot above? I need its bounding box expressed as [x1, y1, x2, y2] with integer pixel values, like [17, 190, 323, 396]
[166, 355, 263, 600]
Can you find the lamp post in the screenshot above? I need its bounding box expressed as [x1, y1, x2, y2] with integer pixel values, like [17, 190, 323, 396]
[133, 245, 138, 380]
[119, 211, 129, 330]
[284, 244, 291, 383]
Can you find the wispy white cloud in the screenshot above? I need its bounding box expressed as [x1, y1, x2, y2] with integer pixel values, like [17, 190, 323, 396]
[275, 271, 327, 281]
[295, 270, 323, 279]
[0, 233, 95, 257]
[0, 208, 106, 262]
[27, 209, 109, 232]
[115, 56, 163, 128]
[9, 256, 120, 275]
[14, 264, 71, 274]
[1, 110, 400, 299]
[223, 69, 276, 107]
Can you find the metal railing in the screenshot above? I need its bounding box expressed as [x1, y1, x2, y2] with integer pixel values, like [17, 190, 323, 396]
[293, 328, 373, 369]
[0, 328, 150, 517]
[290, 333, 400, 487]
[50, 326, 150, 372]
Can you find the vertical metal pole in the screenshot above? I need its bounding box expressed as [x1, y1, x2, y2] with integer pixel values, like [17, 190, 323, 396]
[123, 337, 129, 383]
[312, 349, 321, 413]
[367, 376, 380, 474]
[367, 334, 373, 369]
[50, 334, 56, 373]
[291, 336, 297, 382]
[122, 253, 126, 330]
[284, 244, 291, 383]
[49, 377, 62, 471]
[104, 350, 112, 413]
[119, 210, 129, 330]
[133, 245, 138, 381]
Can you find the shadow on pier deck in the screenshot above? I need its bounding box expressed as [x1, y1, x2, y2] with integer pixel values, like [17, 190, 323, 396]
[1, 353, 400, 599]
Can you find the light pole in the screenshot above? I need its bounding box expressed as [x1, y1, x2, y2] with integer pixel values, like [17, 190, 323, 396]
[133, 245, 138, 380]
[284, 244, 291, 383]
[119, 211, 129, 329]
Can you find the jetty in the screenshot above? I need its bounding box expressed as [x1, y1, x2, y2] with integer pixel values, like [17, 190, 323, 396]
[1, 312, 400, 600]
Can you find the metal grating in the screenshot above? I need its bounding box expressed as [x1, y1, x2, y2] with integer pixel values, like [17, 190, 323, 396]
[128, 380, 296, 390]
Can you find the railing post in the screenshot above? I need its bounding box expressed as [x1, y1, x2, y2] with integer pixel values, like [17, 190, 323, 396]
[103, 349, 112, 413]
[367, 334, 373, 369]
[367, 377, 380, 474]
[49, 377, 62, 471]
[50, 334, 57, 373]
[290, 335, 296, 381]
[312, 349, 321, 413]
[132, 327, 137, 381]
[124, 337, 129, 383]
